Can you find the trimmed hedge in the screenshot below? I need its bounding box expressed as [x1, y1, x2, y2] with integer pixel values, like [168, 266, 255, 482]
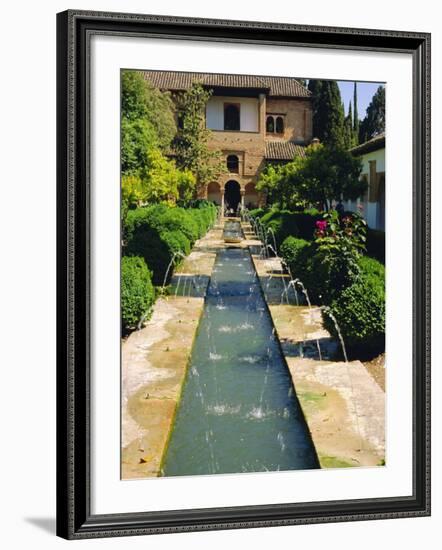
[124, 203, 216, 285]
[251, 207, 323, 245]
[121, 256, 155, 331]
[367, 228, 385, 264]
[280, 236, 311, 277]
[323, 255, 385, 356]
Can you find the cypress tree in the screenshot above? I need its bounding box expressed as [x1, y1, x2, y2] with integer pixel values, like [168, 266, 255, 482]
[353, 82, 359, 144]
[308, 80, 345, 149]
[344, 101, 355, 149]
[359, 85, 385, 143]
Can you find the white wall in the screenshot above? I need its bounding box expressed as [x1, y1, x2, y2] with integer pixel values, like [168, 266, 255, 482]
[360, 147, 386, 174]
[346, 148, 385, 230]
[1, 2, 440, 550]
[206, 96, 259, 132]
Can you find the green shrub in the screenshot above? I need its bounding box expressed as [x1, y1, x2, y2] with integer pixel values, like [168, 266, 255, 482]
[280, 236, 310, 275]
[144, 204, 199, 245]
[367, 228, 385, 263]
[121, 256, 155, 332]
[123, 202, 215, 284]
[125, 223, 190, 285]
[257, 207, 323, 243]
[323, 255, 385, 356]
[291, 211, 323, 240]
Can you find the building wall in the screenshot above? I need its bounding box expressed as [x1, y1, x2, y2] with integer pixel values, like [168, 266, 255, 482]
[204, 93, 312, 210]
[206, 96, 260, 132]
[265, 98, 313, 142]
[346, 147, 385, 231]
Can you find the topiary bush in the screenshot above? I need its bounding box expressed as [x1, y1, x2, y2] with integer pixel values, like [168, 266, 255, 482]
[323, 255, 385, 357]
[280, 236, 310, 276]
[121, 256, 155, 332]
[123, 202, 216, 285]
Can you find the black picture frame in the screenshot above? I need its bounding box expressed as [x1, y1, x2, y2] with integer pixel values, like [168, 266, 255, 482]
[56, 9, 431, 540]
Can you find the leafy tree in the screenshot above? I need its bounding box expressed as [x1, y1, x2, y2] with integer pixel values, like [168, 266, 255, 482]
[123, 150, 196, 207]
[307, 80, 345, 149]
[120, 70, 197, 213]
[121, 70, 176, 150]
[121, 118, 158, 176]
[295, 144, 365, 209]
[256, 161, 306, 210]
[359, 85, 385, 143]
[173, 83, 225, 195]
[258, 144, 365, 211]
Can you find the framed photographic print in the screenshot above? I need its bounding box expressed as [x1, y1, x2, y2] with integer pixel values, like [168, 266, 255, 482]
[56, 10, 431, 539]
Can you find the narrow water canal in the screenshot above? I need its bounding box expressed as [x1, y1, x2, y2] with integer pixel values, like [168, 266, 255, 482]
[163, 223, 319, 476]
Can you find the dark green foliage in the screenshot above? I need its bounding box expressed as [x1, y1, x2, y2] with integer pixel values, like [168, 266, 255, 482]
[257, 143, 364, 211]
[124, 203, 215, 284]
[353, 82, 359, 143]
[291, 210, 323, 240]
[280, 237, 311, 274]
[125, 223, 187, 285]
[359, 85, 385, 143]
[308, 80, 345, 149]
[256, 207, 325, 242]
[323, 256, 385, 356]
[121, 70, 176, 151]
[366, 228, 385, 263]
[296, 145, 365, 208]
[121, 256, 155, 331]
[248, 208, 266, 219]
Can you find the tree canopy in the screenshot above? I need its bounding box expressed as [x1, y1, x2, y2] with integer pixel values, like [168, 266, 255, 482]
[359, 85, 385, 143]
[308, 80, 346, 149]
[121, 70, 197, 211]
[121, 70, 176, 150]
[257, 144, 365, 210]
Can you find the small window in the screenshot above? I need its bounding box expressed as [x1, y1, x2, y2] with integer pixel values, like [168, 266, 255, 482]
[276, 116, 284, 134]
[224, 104, 240, 131]
[266, 116, 274, 133]
[227, 155, 239, 173]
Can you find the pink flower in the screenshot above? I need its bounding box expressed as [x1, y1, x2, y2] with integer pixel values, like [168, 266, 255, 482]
[316, 220, 327, 231]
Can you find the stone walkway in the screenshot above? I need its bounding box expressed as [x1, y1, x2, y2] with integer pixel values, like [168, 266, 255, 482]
[121, 222, 224, 479]
[242, 222, 385, 468]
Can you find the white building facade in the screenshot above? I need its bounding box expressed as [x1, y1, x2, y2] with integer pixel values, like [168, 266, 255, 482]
[348, 134, 385, 231]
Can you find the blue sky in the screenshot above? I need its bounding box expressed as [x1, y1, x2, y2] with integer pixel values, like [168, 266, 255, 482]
[337, 81, 384, 120]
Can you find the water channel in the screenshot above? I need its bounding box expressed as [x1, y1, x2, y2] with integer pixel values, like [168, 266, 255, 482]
[162, 221, 319, 476]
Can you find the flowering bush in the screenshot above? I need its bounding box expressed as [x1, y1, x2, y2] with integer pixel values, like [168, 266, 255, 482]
[312, 209, 367, 303]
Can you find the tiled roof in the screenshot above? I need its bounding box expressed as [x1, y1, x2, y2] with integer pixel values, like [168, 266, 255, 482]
[350, 133, 385, 155]
[142, 71, 310, 98]
[265, 141, 307, 160]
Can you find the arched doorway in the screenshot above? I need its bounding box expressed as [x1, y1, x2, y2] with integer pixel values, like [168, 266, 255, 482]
[224, 180, 241, 212]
